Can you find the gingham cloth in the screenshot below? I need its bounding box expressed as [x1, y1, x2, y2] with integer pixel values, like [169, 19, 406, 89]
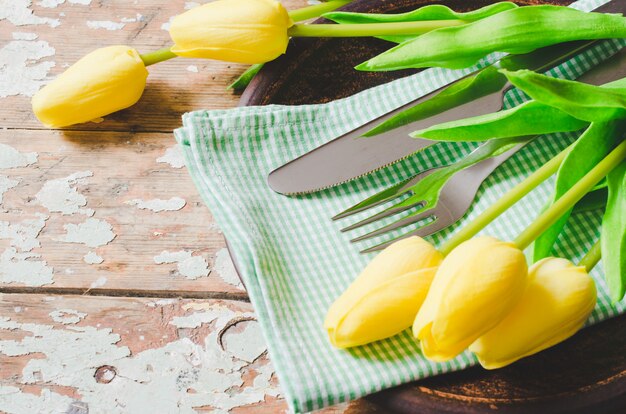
[174, 1, 625, 411]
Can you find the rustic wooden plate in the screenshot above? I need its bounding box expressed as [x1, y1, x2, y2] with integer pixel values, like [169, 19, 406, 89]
[235, 0, 626, 412]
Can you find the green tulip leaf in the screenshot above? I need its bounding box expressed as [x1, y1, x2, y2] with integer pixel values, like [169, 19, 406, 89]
[572, 187, 607, 213]
[411, 100, 588, 142]
[502, 70, 626, 122]
[364, 66, 508, 137]
[533, 121, 624, 261]
[228, 63, 264, 90]
[356, 6, 626, 71]
[602, 157, 626, 302]
[384, 136, 531, 213]
[324, 2, 518, 43]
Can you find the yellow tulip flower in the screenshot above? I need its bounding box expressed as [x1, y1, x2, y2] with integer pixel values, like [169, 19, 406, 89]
[413, 236, 527, 361]
[469, 257, 597, 369]
[32, 46, 148, 128]
[169, 0, 293, 64]
[325, 236, 443, 349]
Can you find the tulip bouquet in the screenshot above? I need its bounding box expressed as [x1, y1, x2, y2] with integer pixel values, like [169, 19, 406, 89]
[31, 0, 626, 128]
[325, 70, 626, 369]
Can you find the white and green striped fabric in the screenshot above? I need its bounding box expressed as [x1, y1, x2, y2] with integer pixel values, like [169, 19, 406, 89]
[175, 1, 625, 411]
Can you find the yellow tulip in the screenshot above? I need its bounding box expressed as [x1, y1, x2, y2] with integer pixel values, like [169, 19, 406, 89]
[32, 46, 148, 128]
[169, 0, 293, 64]
[325, 236, 443, 348]
[413, 236, 527, 361]
[469, 257, 597, 369]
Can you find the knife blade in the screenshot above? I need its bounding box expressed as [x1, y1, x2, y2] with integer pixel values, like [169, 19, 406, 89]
[268, 0, 623, 195]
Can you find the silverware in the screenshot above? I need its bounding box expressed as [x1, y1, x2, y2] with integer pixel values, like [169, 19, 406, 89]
[267, 0, 622, 195]
[334, 48, 625, 253]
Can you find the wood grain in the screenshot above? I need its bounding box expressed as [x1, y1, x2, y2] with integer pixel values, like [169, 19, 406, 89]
[0, 293, 379, 413]
[0, 0, 370, 412]
[1, 128, 243, 296]
[1, 0, 307, 132]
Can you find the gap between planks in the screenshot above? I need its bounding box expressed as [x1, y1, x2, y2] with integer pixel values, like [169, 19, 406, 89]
[4, 126, 180, 134]
[0, 286, 250, 301]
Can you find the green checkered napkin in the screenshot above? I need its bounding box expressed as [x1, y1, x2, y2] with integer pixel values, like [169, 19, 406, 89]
[175, 1, 624, 411]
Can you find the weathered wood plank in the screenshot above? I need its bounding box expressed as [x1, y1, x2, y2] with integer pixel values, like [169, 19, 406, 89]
[0, 293, 380, 413]
[0, 0, 307, 132]
[1, 128, 246, 294]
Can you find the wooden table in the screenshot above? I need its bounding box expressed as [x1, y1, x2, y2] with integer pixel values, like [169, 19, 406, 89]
[0, 1, 379, 412]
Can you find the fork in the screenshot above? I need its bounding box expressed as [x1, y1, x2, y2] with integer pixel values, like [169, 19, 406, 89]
[333, 136, 532, 253]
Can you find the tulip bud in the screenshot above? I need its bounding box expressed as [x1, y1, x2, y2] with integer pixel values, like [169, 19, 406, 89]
[469, 257, 597, 369]
[169, 0, 293, 64]
[413, 236, 527, 361]
[32, 46, 148, 128]
[325, 236, 443, 348]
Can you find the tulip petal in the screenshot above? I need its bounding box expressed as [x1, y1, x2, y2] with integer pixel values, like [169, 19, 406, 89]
[325, 236, 442, 348]
[328, 267, 438, 348]
[414, 236, 528, 361]
[32, 46, 148, 128]
[326, 237, 442, 329]
[469, 257, 597, 369]
[169, 0, 292, 64]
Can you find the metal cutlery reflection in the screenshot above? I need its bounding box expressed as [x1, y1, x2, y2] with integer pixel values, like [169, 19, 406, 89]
[334, 49, 625, 253]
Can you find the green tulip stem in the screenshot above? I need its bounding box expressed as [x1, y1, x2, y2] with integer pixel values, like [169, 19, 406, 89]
[289, 0, 352, 22]
[288, 19, 466, 37]
[515, 140, 626, 250]
[138, 1, 351, 67]
[579, 240, 601, 272]
[140, 47, 177, 66]
[440, 143, 571, 256]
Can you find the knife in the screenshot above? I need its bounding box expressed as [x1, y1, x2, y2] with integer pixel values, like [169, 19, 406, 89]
[268, 0, 623, 195]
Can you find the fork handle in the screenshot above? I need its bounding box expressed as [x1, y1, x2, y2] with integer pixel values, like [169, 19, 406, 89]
[458, 45, 626, 186]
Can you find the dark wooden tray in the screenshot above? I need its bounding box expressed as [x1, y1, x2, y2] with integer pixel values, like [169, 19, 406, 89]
[235, 0, 626, 412]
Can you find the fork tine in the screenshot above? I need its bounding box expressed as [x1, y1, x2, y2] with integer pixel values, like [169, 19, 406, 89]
[359, 219, 437, 254]
[332, 169, 434, 221]
[359, 216, 452, 254]
[341, 201, 422, 233]
[350, 208, 435, 243]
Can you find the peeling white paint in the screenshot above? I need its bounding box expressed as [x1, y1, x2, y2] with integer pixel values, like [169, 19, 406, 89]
[0, 0, 61, 27]
[184, 1, 200, 9]
[0, 213, 47, 252]
[37, 0, 91, 7]
[214, 248, 243, 288]
[11, 32, 38, 40]
[86, 20, 125, 30]
[146, 298, 178, 308]
[121, 13, 144, 23]
[0, 35, 55, 97]
[156, 144, 185, 169]
[222, 320, 266, 363]
[37, 0, 64, 7]
[0, 248, 54, 286]
[49, 309, 86, 325]
[89, 276, 107, 289]
[0, 386, 74, 414]
[35, 171, 94, 216]
[0, 144, 38, 169]
[126, 197, 186, 213]
[83, 251, 103, 264]
[0, 304, 280, 413]
[160, 16, 174, 31]
[186, 65, 198, 73]
[58, 218, 115, 248]
[154, 250, 209, 280]
[0, 175, 19, 207]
